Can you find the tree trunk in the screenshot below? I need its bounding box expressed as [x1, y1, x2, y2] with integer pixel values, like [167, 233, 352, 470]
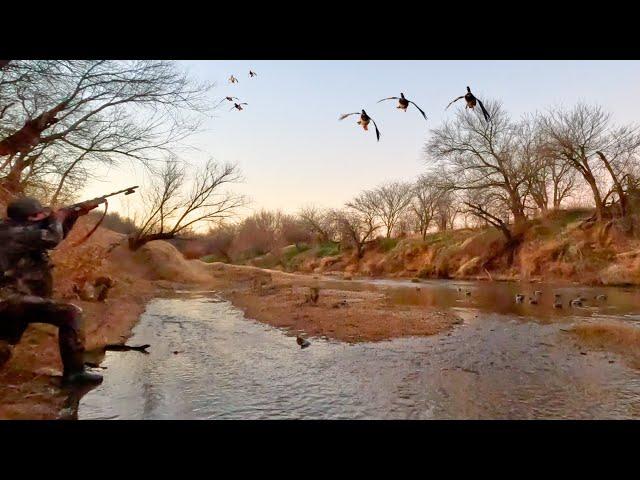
[596, 151, 627, 217]
[584, 172, 605, 221]
[128, 232, 176, 251]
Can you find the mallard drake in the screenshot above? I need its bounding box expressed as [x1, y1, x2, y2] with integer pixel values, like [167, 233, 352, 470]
[377, 92, 427, 122]
[339, 109, 381, 141]
[230, 102, 248, 111]
[446, 86, 490, 121]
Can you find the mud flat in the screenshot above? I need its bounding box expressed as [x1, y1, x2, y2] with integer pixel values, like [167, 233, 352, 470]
[206, 263, 461, 343]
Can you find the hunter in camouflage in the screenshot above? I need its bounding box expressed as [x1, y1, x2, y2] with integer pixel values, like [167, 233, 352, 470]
[0, 197, 103, 385]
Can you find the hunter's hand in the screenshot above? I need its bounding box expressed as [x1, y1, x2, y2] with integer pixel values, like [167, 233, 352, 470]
[79, 200, 101, 213]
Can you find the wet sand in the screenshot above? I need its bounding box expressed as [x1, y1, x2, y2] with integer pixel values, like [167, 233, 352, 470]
[207, 263, 461, 343]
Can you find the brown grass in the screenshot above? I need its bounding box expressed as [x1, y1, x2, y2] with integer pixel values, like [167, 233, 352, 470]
[568, 320, 640, 368]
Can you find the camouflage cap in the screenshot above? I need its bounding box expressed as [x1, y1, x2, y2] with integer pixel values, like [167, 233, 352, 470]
[6, 197, 47, 221]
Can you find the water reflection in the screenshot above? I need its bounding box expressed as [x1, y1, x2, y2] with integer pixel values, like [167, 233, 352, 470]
[80, 283, 640, 420]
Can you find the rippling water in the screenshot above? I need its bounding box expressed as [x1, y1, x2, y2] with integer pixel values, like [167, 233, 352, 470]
[79, 282, 640, 420]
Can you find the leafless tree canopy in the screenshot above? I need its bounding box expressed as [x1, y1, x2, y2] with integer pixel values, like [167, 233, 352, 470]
[426, 101, 529, 227]
[333, 208, 380, 259]
[541, 103, 640, 219]
[129, 158, 246, 249]
[0, 60, 213, 202]
[298, 205, 337, 243]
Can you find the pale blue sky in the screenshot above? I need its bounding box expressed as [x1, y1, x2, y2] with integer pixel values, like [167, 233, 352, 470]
[82, 60, 640, 218]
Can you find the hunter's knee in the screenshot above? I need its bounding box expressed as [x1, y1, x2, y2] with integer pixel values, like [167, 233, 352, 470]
[60, 303, 83, 324]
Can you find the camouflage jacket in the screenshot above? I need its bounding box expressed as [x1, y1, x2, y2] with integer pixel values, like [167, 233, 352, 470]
[0, 214, 78, 299]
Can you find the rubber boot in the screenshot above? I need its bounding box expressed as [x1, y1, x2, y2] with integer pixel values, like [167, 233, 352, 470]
[62, 352, 103, 385]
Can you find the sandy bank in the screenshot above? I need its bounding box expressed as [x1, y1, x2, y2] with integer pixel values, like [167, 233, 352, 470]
[206, 263, 461, 343]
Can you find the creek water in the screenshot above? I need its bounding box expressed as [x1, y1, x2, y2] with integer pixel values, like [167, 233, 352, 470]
[79, 278, 640, 419]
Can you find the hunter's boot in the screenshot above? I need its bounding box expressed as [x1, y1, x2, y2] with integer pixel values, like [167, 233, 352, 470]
[59, 324, 103, 385]
[61, 351, 103, 385]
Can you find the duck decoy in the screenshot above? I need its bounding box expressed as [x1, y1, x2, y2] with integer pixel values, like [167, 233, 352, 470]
[296, 336, 311, 349]
[446, 86, 491, 121]
[249, 70, 257, 77]
[230, 102, 248, 111]
[339, 109, 381, 141]
[229, 75, 238, 84]
[377, 93, 427, 122]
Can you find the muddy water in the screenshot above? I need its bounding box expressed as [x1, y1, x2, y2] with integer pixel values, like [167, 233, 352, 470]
[80, 278, 640, 419]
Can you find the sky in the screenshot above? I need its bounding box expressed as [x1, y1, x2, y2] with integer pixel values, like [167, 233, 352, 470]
[80, 60, 640, 220]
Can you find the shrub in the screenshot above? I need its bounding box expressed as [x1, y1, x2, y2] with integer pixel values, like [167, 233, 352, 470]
[316, 241, 340, 258]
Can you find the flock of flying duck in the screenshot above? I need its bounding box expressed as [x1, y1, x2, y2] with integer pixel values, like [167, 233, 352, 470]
[219, 73, 490, 142]
[340, 86, 491, 142]
[219, 70, 258, 111]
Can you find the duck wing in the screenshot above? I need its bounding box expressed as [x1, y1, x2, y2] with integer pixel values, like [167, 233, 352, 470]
[476, 98, 491, 121]
[408, 100, 428, 121]
[339, 112, 361, 121]
[446, 95, 465, 110]
[369, 117, 381, 141]
[377, 96, 400, 103]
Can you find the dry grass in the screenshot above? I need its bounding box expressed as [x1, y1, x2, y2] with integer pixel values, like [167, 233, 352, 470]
[568, 320, 640, 368]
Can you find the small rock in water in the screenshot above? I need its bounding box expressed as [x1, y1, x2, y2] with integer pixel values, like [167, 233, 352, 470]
[596, 294, 607, 301]
[528, 297, 538, 305]
[553, 301, 563, 309]
[570, 298, 583, 307]
[411, 278, 420, 283]
[296, 336, 311, 349]
[534, 290, 543, 297]
[465, 290, 471, 296]
[515, 294, 525, 303]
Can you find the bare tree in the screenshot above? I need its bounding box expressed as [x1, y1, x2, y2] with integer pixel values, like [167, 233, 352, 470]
[203, 224, 237, 262]
[541, 103, 640, 220]
[333, 208, 380, 259]
[0, 60, 212, 198]
[426, 101, 529, 225]
[411, 174, 441, 239]
[374, 181, 414, 238]
[128, 158, 245, 250]
[346, 181, 413, 238]
[281, 215, 313, 249]
[231, 210, 285, 258]
[460, 189, 514, 242]
[298, 205, 336, 243]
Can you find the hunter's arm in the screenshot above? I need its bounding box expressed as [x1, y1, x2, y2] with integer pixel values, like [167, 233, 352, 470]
[4, 220, 65, 250]
[55, 200, 101, 237]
